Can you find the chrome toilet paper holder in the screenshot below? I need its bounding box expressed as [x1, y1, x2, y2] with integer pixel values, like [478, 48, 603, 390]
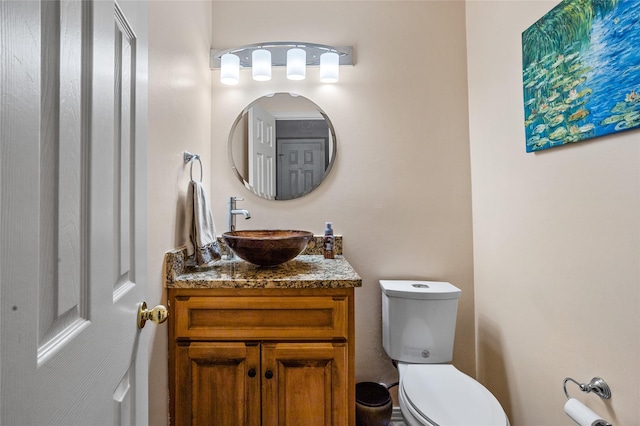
[563, 377, 612, 426]
[563, 377, 612, 400]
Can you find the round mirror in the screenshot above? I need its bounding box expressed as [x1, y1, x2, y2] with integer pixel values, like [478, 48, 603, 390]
[228, 93, 336, 200]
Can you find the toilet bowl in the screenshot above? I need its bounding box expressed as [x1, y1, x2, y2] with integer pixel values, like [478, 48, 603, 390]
[380, 280, 509, 426]
[397, 363, 508, 426]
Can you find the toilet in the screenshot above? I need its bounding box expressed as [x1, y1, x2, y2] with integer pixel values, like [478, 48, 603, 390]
[380, 280, 509, 426]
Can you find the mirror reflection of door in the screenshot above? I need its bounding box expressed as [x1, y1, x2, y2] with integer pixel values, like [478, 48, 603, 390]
[248, 105, 276, 199]
[276, 120, 329, 200]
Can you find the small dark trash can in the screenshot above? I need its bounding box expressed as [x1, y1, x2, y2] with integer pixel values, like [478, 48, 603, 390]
[355, 382, 392, 426]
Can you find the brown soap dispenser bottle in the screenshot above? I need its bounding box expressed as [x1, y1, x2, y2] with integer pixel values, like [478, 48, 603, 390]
[323, 222, 335, 259]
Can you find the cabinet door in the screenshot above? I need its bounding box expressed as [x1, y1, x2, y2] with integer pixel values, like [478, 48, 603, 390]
[174, 342, 261, 426]
[261, 342, 348, 426]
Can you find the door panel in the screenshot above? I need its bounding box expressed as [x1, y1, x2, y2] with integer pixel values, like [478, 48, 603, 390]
[276, 139, 326, 200]
[114, 1, 136, 299]
[1, 1, 149, 424]
[262, 342, 348, 426]
[113, 366, 136, 426]
[37, 0, 89, 361]
[175, 342, 261, 426]
[248, 105, 276, 199]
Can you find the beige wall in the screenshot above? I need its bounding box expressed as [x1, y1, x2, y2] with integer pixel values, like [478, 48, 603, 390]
[466, 1, 640, 425]
[209, 0, 474, 394]
[148, 1, 472, 422]
[147, 1, 640, 425]
[148, 1, 213, 424]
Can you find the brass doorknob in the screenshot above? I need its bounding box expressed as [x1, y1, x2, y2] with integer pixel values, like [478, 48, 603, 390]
[137, 302, 168, 329]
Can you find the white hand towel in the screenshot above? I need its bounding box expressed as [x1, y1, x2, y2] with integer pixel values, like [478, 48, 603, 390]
[185, 180, 221, 266]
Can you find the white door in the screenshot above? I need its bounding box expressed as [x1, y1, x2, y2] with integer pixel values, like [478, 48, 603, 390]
[277, 139, 327, 200]
[248, 105, 276, 199]
[1, 1, 151, 424]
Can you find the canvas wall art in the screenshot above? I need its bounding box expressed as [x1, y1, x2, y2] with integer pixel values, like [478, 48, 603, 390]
[522, 0, 640, 152]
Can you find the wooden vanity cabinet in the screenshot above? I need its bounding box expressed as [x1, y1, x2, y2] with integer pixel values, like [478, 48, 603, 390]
[168, 287, 355, 426]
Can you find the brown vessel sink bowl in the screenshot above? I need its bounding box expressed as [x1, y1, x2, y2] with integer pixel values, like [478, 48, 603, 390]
[222, 230, 314, 267]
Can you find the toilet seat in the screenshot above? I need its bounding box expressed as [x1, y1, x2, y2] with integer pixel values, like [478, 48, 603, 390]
[398, 363, 508, 426]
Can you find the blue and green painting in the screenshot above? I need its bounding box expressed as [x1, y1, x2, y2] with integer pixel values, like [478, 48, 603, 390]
[522, 0, 640, 152]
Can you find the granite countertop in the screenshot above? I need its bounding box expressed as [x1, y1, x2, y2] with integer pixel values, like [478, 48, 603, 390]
[164, 238, 362, 289]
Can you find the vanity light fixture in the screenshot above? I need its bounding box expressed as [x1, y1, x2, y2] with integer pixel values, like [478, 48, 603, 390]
[211, 42, 353, 85]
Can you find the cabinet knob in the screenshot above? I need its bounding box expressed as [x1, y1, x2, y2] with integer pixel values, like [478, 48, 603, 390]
[265, 370, 273, 380]
[248, 368, 256, 378]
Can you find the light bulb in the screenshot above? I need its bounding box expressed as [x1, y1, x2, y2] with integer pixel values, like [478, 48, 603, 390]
[220, 53, 239, 85]
[252, 49, 271, 81]
[320, 52, 339, 83]
[286, 48, 306, 81]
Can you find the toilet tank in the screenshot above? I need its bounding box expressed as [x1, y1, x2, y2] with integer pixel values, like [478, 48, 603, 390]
[380, 280, 461, 364]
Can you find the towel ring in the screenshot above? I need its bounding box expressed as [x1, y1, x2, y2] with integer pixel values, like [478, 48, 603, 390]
[183, 151, 203, 182]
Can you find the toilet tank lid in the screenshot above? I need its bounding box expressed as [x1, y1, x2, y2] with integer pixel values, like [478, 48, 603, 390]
[379, 280, 461, 300]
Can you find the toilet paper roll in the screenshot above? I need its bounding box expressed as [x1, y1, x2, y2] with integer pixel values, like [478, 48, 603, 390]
[564, 398, 608, 426]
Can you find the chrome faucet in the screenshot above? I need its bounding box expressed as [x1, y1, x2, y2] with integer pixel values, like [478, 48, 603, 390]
[227, 196, 251, 232]
[226, 196, 251, 259]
